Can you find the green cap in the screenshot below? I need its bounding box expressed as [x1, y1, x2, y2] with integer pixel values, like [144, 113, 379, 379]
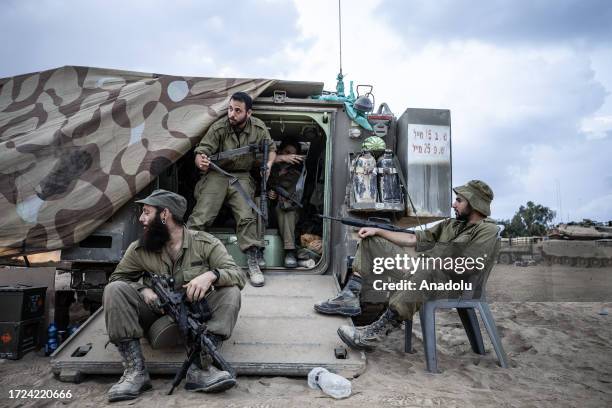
[135, 189, 187, 220]
[453, 180, 494, 216]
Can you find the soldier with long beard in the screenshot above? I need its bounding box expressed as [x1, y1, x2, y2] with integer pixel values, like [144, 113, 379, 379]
[103, 189, 245, 402]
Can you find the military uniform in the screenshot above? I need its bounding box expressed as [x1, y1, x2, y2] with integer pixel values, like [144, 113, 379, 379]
[268, 161, 303, 250]
[314, 179, 500, 351]
[187, 116, 276, 252]
[104, 227, 245, 342]
[355, 217, 499, 320]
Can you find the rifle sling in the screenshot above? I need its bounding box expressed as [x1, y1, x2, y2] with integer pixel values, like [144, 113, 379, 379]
[208, 162, 264, 218]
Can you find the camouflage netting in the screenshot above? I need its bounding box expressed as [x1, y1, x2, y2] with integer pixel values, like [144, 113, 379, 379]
[0, 66, 274, 257]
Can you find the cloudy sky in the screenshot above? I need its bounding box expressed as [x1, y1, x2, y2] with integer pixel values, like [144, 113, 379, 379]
[1, 0, 611, 222]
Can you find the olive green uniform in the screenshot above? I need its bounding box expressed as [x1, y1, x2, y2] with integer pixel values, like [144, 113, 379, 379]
[269, 162, 303, 250]
[104, 228, 245, 343]
[356, 218, 498, 320]
[187, 116, 276, 251]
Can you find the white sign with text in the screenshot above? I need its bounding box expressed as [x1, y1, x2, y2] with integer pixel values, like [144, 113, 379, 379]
[407, 124, 451, 164]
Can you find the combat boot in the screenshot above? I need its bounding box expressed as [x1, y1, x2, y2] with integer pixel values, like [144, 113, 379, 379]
[107, 339, 152, 402]
[246, 247, 265, 287]
[284, 250, 297, 268]
[257, 248, 266, 268]
[184, 363, 236, 392]
[313, 275, 362, 316]
[337, 308, 402, 350]
[185, 335, 236, 393]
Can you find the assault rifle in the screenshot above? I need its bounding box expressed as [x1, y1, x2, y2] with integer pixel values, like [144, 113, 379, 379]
[273, 185, 303, 208]
[318, 214, 415, 234]
[208, 143, 261, 162]
[143, 272, 235, 395]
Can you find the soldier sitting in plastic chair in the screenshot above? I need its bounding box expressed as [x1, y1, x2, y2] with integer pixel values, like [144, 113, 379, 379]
[313, 180, 499, 350]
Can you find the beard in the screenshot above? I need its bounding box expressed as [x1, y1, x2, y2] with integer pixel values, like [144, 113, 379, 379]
[229, 115, 247, 129]
[454, 204, 473, 222]
[140, 212, 170, 252]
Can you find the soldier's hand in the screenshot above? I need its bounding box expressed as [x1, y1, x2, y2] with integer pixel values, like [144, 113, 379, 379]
[358, 227, 379, 239]
[287, 154, 305, 164]
[268, 190, 277, 200]
[277, 154, 305, 165]
[195, 153, 210, 172]
[141, 288, 163, 313]
[183, 271, 217, 302]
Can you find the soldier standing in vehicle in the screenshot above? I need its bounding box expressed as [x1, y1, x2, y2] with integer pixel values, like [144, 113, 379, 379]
[188, 92, 276, 287]
[103, 189, 245, 402]
[267, 139, 306, 268]
[314, 180, 499, 350]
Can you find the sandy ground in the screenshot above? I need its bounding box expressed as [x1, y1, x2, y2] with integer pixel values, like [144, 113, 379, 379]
[1, 264, 611, 408]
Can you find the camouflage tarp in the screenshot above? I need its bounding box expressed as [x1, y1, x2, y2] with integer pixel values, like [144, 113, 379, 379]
[0, 66, 274, 257]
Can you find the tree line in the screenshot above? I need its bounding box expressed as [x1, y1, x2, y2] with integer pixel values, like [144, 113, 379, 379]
[499, 201, 555, 238]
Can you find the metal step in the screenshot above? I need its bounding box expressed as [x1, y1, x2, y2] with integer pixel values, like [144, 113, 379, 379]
[51, 274, 366, 382]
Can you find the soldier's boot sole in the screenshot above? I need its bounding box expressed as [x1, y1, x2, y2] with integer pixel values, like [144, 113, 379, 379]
[336, 326, 375, 351]
[108, 382, 152, 403]
[184, 377, 237, 393]
[313, 303, 361, 317]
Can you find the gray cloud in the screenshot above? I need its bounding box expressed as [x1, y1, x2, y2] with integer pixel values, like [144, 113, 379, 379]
[378, 0, 612, 46]
[0, 0, 299, 78]
[1, 0, 610, 222]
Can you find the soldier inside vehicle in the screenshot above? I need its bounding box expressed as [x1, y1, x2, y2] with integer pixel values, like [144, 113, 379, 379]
[174, 114, 327, 272]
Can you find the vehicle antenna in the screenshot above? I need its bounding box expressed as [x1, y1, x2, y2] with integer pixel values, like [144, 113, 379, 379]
[335, 0, 346, 97]
[338, 0, 343, 77]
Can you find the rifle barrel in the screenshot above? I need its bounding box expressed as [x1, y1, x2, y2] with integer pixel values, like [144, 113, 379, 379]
[318, 214, 414, 234]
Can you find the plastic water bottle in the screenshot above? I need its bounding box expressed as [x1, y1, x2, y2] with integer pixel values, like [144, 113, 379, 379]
[45, 322, 58, 356]
[307, 367, 351, 399]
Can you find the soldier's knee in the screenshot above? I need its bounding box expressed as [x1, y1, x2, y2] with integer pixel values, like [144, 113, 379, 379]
[360, 235, 388, 250]
[224, 286, 241, 307]
[213, 285, 241, 309]
[103, 281, 132, 304]
[104, 280, 131, 295]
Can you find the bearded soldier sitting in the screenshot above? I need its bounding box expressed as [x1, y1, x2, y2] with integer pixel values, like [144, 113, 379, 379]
[103, 189, 245, 402]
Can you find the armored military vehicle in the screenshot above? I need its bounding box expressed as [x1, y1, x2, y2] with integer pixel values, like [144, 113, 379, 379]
[541, 224, 612, 268]
[497, 237, 543, 264]
[0, 66, 452, 381]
